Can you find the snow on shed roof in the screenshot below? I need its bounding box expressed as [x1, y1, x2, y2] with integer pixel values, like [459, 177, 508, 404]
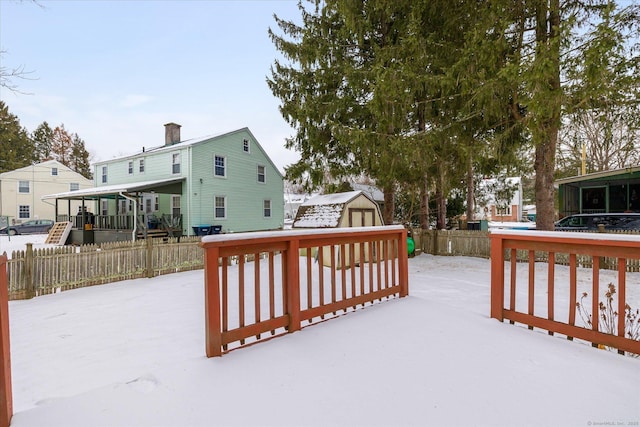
[300, 190, 362, 206]
[294, 191, 371, 228]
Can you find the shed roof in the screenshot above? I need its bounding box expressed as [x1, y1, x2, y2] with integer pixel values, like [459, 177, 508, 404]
[294, 190, 376, 228]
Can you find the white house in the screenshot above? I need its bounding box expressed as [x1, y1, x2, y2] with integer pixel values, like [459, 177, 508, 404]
[0, 160, 93, 224]
[474, 176, 524, 222]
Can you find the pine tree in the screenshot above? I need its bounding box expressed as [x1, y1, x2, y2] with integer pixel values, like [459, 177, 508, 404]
[31, 121, 54, 162]
[70, 133, 93, 179]
[0, 101, 35, 172]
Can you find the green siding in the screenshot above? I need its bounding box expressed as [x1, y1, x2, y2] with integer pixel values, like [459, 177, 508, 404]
[93, 128, 283, 234]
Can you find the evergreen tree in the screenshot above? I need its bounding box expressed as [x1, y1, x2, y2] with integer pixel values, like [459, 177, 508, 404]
[0, 100, 34, 172]
[31, 121, 54, 162]
[70, 133, 93, 179]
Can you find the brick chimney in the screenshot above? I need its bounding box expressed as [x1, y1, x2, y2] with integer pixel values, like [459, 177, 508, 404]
[164, 122, 181, 146]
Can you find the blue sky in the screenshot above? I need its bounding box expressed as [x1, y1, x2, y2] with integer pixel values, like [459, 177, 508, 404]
[0, 0, 301, 172]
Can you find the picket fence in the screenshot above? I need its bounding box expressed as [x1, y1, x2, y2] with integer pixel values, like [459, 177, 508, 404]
[4, 229, 639, 301]
[5, 237, 203, 300]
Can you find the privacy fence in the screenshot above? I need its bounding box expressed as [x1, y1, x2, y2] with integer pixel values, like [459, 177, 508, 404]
[5, 237, 203, 300]
[415, 229, 640, 272]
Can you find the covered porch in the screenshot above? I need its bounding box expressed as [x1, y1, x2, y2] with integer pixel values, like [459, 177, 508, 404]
[42, 178, 186, 245]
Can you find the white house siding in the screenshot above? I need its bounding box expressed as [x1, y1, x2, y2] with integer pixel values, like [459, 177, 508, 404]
[0, 160, 93, 223]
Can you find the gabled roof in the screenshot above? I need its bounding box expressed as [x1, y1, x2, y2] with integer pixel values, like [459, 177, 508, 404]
[42, 177, 185, 201]
[293, 190, 376, 228]
[93, 127, 284, 178]
[0, 159, 88, 179]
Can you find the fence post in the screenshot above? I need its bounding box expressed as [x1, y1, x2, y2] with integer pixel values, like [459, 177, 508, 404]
[490, 233, 505, 321]
[145, 237, 154, 278]
[0, 255, 13, 427]
[25, 243, 34, 299]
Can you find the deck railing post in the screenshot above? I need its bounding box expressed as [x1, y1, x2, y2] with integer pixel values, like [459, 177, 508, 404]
[204, 247, 223, 357]
[0, 255, 13, 427]
[490, 233, 505, 321]
[399, 229, 409, 297]
[286, 238, 301, 333]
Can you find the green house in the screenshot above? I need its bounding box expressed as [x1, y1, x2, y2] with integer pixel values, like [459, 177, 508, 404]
[45, 124, 284, 243]
[556, 165, 640, 217]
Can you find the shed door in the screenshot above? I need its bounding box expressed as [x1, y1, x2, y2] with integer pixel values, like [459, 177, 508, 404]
[348, 208, 375, 227]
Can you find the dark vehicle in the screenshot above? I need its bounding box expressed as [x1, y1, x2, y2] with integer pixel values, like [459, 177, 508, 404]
[0, 219, 55, 235]
[555, 213, 640, 231]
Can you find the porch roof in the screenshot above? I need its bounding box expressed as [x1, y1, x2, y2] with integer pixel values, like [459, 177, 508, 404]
[41, 177, 186, 201]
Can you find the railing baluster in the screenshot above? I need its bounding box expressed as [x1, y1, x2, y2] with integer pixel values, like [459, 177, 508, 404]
[548, 252, 555, 336]
[239, 256, 245, 345]
[254, 253, 261, 340]
[528, 250, 535, 330]
[269, 252, 275, 335]
[618, 258, 626, 355]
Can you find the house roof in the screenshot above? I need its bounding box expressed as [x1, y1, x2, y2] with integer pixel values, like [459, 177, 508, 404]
[41, 177, 185, 201]
[555, 165, 640, 185]
[0, 159, 90, 180]
[93, 127, 284, 178]
[294, 191, 374, 228]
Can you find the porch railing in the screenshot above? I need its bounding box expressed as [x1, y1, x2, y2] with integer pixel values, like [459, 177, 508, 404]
[56, 214, 182, 232]
[490, 230, 640, 355]
[200, 226, 409, 357]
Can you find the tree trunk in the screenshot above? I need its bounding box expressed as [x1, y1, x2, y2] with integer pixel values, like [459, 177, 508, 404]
[465, 155, 474, 224]
[420, 174, 430, 229]
[435, 172, 446, 230]
[534, 0, 561, 231]
[382, 185, 395, 225]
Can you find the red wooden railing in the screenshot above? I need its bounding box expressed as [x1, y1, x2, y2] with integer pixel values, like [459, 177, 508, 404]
[200, 226, 409, 357]
[0, 254, 12, 427]
[490, 230, 640, 355]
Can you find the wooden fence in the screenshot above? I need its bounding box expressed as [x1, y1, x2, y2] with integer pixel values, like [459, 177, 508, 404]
[5, 236, 203, 300]
[490, 230, 640, 356]
[200, 226, 409, 357]
[416, 229, 640, 272]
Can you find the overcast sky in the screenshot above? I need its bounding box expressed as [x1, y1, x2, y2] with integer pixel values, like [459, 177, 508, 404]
[0, 0, 301, 173]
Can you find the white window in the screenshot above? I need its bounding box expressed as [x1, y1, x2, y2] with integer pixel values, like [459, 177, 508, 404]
[214, 196, 226, 219]
[118, 200, 127, 214]
[101, 200, 108, 216]
[139, 159, 145, 173]
[243, 139, 250, 153]
[128, 161, 134, 175]
[18, 181, 30, 193]
[171, 195, 181, 217]
[18, 205, 30, 219]
[257, 165, 266, 183]
[70, 182, 79, 191]
[172, 152, 181, 174]
[214, 155, 226, 177]
[263, 199, 271, 218]
[101, 166, 107, 183]
[51, 167, 58, 176]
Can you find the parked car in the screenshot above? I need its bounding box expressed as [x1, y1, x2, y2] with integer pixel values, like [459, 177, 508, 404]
[0, 219, 55, 235]
[554, 213, 640, 231]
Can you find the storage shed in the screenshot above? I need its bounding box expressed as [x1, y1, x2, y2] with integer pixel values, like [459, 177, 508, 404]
[292, 190, 384, 229]
[293, 191, 384, 268]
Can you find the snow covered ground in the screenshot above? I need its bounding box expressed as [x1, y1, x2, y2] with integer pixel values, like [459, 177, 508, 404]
[2, 234, 639, 427]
